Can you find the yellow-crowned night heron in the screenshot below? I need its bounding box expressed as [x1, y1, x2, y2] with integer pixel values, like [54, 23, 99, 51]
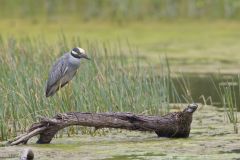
[45, 47, 90, 97]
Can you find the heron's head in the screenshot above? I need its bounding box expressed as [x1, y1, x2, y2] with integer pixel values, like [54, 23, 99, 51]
[71, 47, 90, 60]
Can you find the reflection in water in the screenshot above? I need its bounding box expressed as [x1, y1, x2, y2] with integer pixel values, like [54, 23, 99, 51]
[172, 73, 240, 108]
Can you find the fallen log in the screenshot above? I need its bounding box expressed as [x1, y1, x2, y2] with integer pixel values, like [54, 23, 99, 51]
[9, 104, 198, 145]
[20, 148, 34, 160]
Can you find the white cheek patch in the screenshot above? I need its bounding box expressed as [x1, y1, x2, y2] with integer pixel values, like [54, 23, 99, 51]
[71, 50, 78, 55]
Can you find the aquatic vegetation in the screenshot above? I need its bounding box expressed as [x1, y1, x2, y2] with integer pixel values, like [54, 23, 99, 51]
[1, 105, 240, 160]
[0, 37, 186, 141]
[1, 0, 239, 21]
[222, 86, 238, 133]
[212, 76, 238, 133]
[174, 73, 194, 103]
[199, 95, 213, 106]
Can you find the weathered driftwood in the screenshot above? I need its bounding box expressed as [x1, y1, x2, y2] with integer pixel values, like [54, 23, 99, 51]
[9, 104, 198, 145]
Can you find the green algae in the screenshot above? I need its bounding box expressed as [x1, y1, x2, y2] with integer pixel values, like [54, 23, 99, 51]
[1, 105, 240, 160]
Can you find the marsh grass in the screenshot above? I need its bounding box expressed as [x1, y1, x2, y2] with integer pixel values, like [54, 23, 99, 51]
[174, 73, 194, 104]
[212, 76, 238, 133]
[1, 0, 239, 21]
[0, 37, 187, 141]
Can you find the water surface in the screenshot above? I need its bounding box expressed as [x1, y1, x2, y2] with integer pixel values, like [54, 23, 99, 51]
[172, 73, 240, 108]
[1, 105, 239, 160]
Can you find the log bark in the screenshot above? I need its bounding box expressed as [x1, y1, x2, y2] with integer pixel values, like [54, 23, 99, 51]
[20, 148, 34, 160]
[8, 104, 198, 145]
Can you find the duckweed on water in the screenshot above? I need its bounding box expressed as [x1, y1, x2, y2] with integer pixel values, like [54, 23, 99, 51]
[1, 105, 240, 160]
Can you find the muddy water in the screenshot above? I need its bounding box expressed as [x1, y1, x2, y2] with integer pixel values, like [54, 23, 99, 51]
[1, 105, 240, 160]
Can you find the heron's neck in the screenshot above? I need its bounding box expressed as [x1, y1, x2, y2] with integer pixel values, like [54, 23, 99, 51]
[69, 54, 81, 66]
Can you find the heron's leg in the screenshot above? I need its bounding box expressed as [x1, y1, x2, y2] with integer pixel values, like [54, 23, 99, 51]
[66, 82, 73, 96]
[56, 82, 74, 112]
[64, 82, 74, 111]
[63, 82, 77, 136]
[55, 83, 64, 113]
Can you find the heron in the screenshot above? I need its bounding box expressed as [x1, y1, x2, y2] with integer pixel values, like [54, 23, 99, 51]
[45, 47, 90, 97]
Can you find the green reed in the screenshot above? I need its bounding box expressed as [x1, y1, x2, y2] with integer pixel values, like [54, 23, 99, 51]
[0, 0, 239, 21]
[0, 36, 185, 141]
[212, 76, 238, 133]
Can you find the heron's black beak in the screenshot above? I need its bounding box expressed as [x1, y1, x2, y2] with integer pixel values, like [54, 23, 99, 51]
[81, 54, 91, 60]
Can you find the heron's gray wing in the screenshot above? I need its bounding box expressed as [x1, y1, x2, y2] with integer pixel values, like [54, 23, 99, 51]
[46, 54, 69, 97]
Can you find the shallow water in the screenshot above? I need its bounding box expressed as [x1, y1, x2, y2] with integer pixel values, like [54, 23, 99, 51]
[1, 105, 240, 160]
[172, 73, 240, 107]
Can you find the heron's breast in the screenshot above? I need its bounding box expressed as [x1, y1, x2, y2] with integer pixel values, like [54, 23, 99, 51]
[61, 70, 77, 84]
